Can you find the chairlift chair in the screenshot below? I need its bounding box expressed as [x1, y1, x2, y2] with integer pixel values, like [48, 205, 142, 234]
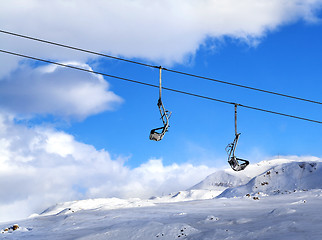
[226, 104, 249, 171]
[149, 67, 172, 141]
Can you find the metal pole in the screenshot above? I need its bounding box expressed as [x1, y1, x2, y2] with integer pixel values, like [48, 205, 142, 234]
[159, 66, 162, 100]
[235, 104, 238, 136]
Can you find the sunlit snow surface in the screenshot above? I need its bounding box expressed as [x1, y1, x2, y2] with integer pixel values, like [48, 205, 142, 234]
[1, 158, 322, 239]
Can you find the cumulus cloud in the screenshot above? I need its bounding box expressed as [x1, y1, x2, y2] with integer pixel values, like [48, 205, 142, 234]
[0, 114, 216, 222]
[1, 0, 322, 223]
[0, 62, 122, 119]
[1, 1, 321, 117]
[1, 0, 322, 77]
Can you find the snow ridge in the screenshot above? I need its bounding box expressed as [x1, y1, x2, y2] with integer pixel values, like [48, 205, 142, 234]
[188, 170, 250, 191]
[219, 161, 322, 198]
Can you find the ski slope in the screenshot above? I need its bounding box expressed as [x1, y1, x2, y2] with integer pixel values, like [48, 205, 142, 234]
[1, 158, 322, 239]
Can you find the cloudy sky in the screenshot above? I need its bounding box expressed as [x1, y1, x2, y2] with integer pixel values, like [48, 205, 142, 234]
[1, 0, 322, 222]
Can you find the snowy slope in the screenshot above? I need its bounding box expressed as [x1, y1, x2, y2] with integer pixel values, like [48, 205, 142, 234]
[37, 198, 156, 217]
[1, 190, 322, 239]
[1, 157, 322, 239]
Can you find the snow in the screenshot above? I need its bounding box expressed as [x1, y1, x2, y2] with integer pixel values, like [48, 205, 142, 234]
[1, 158, 322, 239]
[219, 161, 322, 198]
[38, 198, 155, 217]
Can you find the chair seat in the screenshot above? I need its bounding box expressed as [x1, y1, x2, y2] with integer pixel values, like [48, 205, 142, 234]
[228, 157, 249, 171]
[149, 132, 163, 141]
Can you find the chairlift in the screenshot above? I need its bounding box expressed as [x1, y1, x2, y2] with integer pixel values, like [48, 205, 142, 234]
[149, 67, 172, 141]
[225, 104, 249, 171]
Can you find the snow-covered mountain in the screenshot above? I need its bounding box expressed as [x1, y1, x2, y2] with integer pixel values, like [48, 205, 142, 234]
[160, 157, 318, 201]
[188, 169, 250, 191]
[34, 158, 322, 216]
[189, 158, 307, 192]
[1, 157, 322, 239]
[219, 161, 322, 198]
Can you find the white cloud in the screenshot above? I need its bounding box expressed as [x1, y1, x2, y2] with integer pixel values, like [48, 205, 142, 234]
[0, 0, 321, 77]
[1, 0, 322, 223]
[0, 62, 123, 119]
[1, 0, 321, 117]
[0, 114, 216, 222]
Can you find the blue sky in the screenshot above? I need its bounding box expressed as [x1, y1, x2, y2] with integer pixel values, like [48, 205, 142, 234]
[62, 20, 322, 168]
[1, 0, 322, 222]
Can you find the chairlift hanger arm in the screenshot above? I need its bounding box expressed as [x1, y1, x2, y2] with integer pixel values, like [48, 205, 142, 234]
[149, 66, 171, 141]
[235, 103, 238, 136]
[159, 66, 162, 100]
[226, 103, 249, 171]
